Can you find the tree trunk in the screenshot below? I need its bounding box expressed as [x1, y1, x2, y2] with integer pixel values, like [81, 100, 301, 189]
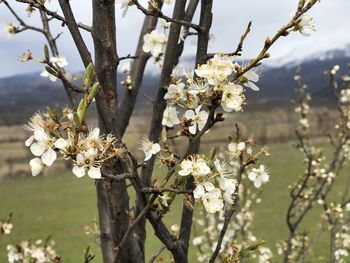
[92, 1, 142, 262]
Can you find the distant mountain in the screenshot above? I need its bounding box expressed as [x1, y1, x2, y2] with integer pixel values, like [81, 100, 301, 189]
[0, 45, 349, 125]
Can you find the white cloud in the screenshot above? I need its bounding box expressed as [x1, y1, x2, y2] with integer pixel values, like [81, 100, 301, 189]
[0, 0, 349, 77]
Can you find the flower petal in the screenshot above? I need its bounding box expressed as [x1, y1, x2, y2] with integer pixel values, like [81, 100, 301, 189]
[193, 184, 205, 199]
[72, 165, 85, 178]
[30, 142, 46, 156]
[88, 166, 101, 179]
[41, 148, 57, 166]
[54, 138, 68, 149]
[25, 135, 35, 147]
[29, 158, 44, 176]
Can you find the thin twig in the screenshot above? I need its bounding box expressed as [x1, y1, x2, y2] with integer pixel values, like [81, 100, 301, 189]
[148, 245, 167, 263]
[207, 21, 252, 58]
[15, 0, 92, 32]
[131, 0, 201, 32]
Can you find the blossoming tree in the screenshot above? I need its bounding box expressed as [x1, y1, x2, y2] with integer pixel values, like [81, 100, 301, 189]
[1, 0, 319, 262]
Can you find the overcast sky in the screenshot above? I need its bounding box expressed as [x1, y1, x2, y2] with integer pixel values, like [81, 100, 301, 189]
[0, 0, 349, 78]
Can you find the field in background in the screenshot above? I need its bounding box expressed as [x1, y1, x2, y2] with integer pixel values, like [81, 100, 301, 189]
[0, 106, 338, 181]
[0, 106, 345, 262]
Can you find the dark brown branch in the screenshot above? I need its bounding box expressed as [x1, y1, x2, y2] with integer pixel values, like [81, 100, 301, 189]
[15, 0, 92, 32]
[131, 0, 201, 32]
[40, 11, 80, 105]
[148, 245, 167, 263]
[141, 187, 192, 194]
[58, 0, 92, 67]
[102, 172, 133, 181]
[119, 1, 163, 136]
[207, 21, 252, 58]
[3, 0, 44, 33]
[115, 194, 158, 254]
[209, 137, 245, 262]
[176, 2, 214, 261]
[117, 54, 139, 64]
[230, 1, 318, 83]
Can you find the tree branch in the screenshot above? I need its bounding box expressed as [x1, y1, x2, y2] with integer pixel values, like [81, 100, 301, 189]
[58, 0, 92, 67]
[131, 0, 201, 32]
[207, 21, 252, 58]
[15, 0, 92, 32]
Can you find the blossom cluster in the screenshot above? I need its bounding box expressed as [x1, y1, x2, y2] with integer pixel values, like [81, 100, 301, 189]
[191, 182, 272, 262]
[0, 220, 13, 235]
[277, 234, 309, 262]
[161, 55, 260, 135]
[25, 109, 118, 179]
[339, 87, 350, 131]
[334, 228, 350, 263]
[7, 239, 58, 263]
[178, 139, 269, 214]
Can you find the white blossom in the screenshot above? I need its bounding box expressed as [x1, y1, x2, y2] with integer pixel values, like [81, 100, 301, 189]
[295, 14, 316, 37]
[143, 30, 168, 59]
[299, 118, 309, 128]
[72, 149, 101, 179]
[221, 83, 245, 112]
[160, 18, 171, 28]
[139, 137, 161, 161]
[248, 165, 269, 188]
[3, 22, 16, 39]
[184, 106, 209, 135]
[26, 128, 64, 166]
[7, 239, 57, 263]
[178, 157, 211, 177]
[214, 159, 233, 178]
[228, 141, 246, 157]
[49, 56, 68, 68]
[195, 54, 235, 85]
[193, 181, 215, 199]
[242, 69, 260, 91]
[117, 0, 131, 17]
[340, 89, 350, 104]
[192, 236, 204, 246]
[40, 69, 57, 82]
[219, 177, 237, 204]
[202, 188, 224, 213]
[2, 222, 13, 234]
[170, 224, 179, 232]
[164, 82, 185, 103]
[162, 106, 180, 127]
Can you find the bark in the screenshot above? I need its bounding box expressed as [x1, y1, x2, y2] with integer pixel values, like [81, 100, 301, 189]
[91, 1, 141, 262]
[135, 0, 187, 256]
[119, 1, 163, 136]
[175, 1, 213, 262]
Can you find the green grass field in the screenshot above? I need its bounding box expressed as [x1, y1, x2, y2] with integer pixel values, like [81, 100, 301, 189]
[0, 139, 349, 262]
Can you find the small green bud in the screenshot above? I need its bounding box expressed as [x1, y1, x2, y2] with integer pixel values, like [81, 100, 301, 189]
[83, 63, 94, 88]
[87, 82, 100, 103]
[76, 99, 87, 125]
[44, 45, 50, 61]
[45, 66, 57, 77]
[73, 112, 81, 126]
[209, 147, 216, 161]
[47, 107, 58, 122]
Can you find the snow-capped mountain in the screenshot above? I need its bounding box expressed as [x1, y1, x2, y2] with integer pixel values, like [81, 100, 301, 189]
[0, 45, 350, 125]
